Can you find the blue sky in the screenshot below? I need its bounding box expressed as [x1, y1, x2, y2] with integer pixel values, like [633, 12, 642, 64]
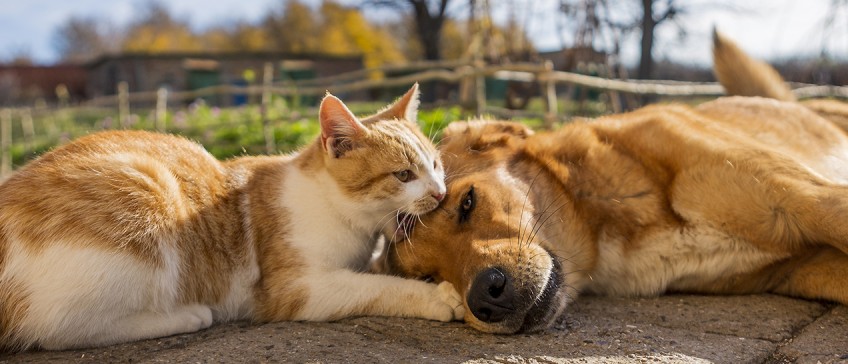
[0, 0, 845, 67]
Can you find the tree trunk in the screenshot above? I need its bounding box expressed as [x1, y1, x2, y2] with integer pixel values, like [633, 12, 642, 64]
[410, 0, 446, 102]
[638, 0, 655, 80]
[412, 2, 443, 61]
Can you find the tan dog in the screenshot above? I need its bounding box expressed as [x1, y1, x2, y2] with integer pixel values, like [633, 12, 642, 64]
[384, 34, 848, 334]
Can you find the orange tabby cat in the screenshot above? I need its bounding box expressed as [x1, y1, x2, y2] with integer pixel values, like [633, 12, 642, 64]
[0, 84, 462, 351]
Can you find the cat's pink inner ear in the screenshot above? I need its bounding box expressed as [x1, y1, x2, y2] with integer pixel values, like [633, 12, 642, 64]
[319, 94, 365, 156]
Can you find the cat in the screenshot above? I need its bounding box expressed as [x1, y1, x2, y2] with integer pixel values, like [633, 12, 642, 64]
[0, 84, 463, 351]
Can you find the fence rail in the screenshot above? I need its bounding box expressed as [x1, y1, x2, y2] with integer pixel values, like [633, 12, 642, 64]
[2, 60, 848, 177]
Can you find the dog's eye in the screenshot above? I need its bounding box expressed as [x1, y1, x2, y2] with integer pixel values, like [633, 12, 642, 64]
[458, 186, 475, 224]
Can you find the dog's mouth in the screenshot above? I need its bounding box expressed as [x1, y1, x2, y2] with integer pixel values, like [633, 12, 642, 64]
[465, 248, 568, 334]
[517, 252, 565, 333]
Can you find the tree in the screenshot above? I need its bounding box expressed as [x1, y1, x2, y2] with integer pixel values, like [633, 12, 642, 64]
[559, 0, 737, 80]
[1, 46, 34, 66]
[636, 0, 677, 79]
[122, 1, 201, 53]
[363, 0, 452, 61]
[199, 26, 237, 52]
[229, 22, 270, 52]
[318, 1, 405, 67]
[263, 0, 320, 54]
[52, 16, 118, 63]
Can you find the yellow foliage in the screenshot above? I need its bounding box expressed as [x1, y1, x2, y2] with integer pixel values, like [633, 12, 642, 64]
[232, 25, 269, 51]
[123, 24, 201, 53]
[315, 1, 406, 74]
[113, 0, 412, 72]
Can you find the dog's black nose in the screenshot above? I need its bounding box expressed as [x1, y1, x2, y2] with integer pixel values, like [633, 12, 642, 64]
[467, 267, 515, 323]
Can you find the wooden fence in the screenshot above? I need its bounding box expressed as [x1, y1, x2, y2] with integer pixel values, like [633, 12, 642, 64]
[2, 60, 848, 176]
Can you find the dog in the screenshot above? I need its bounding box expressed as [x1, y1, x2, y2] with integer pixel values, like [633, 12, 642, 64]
[382, 32, 848, 334]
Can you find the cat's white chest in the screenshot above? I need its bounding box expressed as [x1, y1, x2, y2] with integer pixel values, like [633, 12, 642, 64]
[282, 168, 378, 271]
[585, 226, 786, 296]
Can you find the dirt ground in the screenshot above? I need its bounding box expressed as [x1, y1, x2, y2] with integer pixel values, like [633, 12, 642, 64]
[2, 294, 846, 364]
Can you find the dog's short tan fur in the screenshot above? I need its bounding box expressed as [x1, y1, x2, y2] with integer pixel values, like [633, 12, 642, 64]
[387, 34, 848, 334]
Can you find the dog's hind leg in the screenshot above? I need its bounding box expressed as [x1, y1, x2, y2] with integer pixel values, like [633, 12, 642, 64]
[788, 185, 848, 258]
[684, 246, 848, 305]
[671, 158, 848, 257]
[770, 246, 848, 305]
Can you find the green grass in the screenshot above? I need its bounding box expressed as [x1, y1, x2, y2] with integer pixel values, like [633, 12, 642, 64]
[4, 97, 615, 170]
[4, 99, 482, 169]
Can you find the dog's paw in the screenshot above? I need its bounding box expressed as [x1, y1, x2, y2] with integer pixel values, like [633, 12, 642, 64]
[435, 281, 465, 321]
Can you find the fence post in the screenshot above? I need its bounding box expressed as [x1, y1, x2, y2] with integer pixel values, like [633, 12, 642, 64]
[474, 60, 486, 116]
[21, 108, 34, 157]
[1, 109, 11, 176]
[155, 87, 168, 132]
[261, 62, 275, 154]
[458, 65, 475, 111]
[542, 60, 558, 129]
[55, 84, 69, 109]
[118, 81, 129, 129]
[34, 99, 57, 138]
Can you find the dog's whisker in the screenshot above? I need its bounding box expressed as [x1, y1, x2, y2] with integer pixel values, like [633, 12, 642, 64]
[527, 200, 569, 246]
[517, 166, 545, 249]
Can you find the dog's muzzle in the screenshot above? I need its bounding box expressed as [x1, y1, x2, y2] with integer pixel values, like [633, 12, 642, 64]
[465, 250, 565, 333]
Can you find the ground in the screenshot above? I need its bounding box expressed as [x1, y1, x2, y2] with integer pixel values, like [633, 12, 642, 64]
[2, 294, 846, 363]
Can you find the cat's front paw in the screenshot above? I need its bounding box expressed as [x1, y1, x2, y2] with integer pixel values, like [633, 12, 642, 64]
[435, 281, 465, 322]
[414, 281, 462, 322]
[177, 304, 214, 332]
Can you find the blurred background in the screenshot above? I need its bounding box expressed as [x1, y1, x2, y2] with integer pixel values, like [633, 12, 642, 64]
[0, 0, 846, 174]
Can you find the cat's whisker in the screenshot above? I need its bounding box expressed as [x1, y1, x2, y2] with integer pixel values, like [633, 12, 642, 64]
[414, 213, 429, 229]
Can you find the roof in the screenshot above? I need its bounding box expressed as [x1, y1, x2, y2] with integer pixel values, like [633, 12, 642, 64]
[85, 51, 362, 68]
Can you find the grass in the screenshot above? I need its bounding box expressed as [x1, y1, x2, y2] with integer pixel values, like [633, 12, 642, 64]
[3, 93, 623, 172]
[3, 97, 483, 169]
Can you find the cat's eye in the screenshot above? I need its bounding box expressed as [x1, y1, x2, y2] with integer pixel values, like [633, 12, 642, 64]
[394, 169, 415, 182]
[458, 186, 475, 224]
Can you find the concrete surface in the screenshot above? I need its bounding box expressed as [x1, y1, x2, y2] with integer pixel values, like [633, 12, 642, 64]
[2, 294, 846, 364]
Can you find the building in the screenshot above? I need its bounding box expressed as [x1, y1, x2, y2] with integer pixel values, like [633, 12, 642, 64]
[0, 52, 363, 107]
[85, 52, 364, 105]
[0, 64, 87, 105]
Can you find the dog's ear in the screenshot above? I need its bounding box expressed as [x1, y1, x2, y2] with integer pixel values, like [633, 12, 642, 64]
[438, 121, 533, 174]
[442, 120, 533, 153]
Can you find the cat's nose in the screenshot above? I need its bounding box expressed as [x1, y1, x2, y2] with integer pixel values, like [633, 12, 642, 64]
[432, 193, 445, 202]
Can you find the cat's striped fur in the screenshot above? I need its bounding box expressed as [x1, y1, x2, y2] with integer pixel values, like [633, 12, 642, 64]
[0, 84, 462, 351]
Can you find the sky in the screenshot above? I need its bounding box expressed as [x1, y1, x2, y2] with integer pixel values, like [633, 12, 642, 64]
[0, 0, 845, 67]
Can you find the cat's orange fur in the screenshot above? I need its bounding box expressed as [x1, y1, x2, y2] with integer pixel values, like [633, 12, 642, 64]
[0, 84, 462, 351]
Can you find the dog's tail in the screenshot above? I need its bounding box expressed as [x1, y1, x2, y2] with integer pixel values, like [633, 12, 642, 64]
[713, 29, 848, 131]
[712, 28, 796, 101]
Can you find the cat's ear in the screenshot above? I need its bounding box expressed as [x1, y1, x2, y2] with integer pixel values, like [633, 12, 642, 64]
[319, 93, 366, 158]
[372, 83, 420, 123]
